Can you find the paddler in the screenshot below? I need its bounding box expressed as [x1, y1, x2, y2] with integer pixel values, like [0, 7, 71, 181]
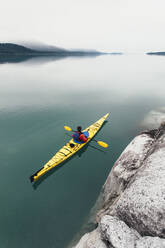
[72, 126, 88, 143]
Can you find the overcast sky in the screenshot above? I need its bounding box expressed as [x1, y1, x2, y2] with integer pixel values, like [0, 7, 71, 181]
[0, 0, 165, 52]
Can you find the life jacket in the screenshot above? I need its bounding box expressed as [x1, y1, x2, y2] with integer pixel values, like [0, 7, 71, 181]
[73, 131, 88, 143]
[73, 131, 81, 141]
[79, 133, 88, 142]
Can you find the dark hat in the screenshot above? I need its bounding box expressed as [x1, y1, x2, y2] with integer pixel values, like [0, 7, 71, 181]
[77, 126, 82, 132]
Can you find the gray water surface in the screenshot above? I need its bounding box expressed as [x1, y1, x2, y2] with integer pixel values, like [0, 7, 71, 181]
[0, 54, 165, 248]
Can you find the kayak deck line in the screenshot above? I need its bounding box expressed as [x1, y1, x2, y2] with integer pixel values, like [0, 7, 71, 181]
[30, 113, 109, 183]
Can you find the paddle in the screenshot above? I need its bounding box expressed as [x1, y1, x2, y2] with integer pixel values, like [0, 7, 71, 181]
[64, 125, 109, 148]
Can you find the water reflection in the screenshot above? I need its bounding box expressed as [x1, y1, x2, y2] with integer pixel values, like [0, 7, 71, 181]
[0, 53, 102, 65]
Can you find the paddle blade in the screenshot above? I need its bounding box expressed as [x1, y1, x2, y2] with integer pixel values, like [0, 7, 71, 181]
[97, 141, 109, 148]
[64, 126, 72, 131]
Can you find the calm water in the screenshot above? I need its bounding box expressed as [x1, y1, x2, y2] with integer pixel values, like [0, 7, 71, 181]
[0, 54, 165, 248]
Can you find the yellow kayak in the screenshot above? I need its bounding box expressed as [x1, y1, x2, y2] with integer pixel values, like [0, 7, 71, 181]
[30, 113, 109, 182]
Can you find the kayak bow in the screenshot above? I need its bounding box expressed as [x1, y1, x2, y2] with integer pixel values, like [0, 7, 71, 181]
[30, 113, 109, 182]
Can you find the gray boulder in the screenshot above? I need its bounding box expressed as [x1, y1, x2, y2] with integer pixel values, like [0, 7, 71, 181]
[135, 236, 165, 248]
[75, 215, 165, 248]
[112, 132, 165, 237]
[99, 215, 140, 248]
[99, 215, 165, 248]
[74, 228, 107, 248]
[97, 132, 154, 222]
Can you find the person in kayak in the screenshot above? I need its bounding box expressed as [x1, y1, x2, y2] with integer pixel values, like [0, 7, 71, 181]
[72, 126, 88, 143]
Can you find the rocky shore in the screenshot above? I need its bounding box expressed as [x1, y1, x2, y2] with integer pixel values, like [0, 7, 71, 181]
[74, 111, 165, 248]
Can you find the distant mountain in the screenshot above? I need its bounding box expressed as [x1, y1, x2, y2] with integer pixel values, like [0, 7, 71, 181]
[0, 43, 37, 54]
[0, 42, 102, 56]
[0, 42, 122, 64]
[147, 52, 165, 56]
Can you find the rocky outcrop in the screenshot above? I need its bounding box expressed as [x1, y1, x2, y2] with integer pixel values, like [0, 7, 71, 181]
[74, 228, 106, 248]
[112, 132, 165, 237]
[96, 132, 154, 222]
[100, 215, 140, 248]
[75, 215, 165, 248]
[99, 215, 165, 248]
[74, 120, 165, 248]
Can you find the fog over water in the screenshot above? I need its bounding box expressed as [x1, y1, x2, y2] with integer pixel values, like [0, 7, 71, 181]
[0, 54, 164, 110]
